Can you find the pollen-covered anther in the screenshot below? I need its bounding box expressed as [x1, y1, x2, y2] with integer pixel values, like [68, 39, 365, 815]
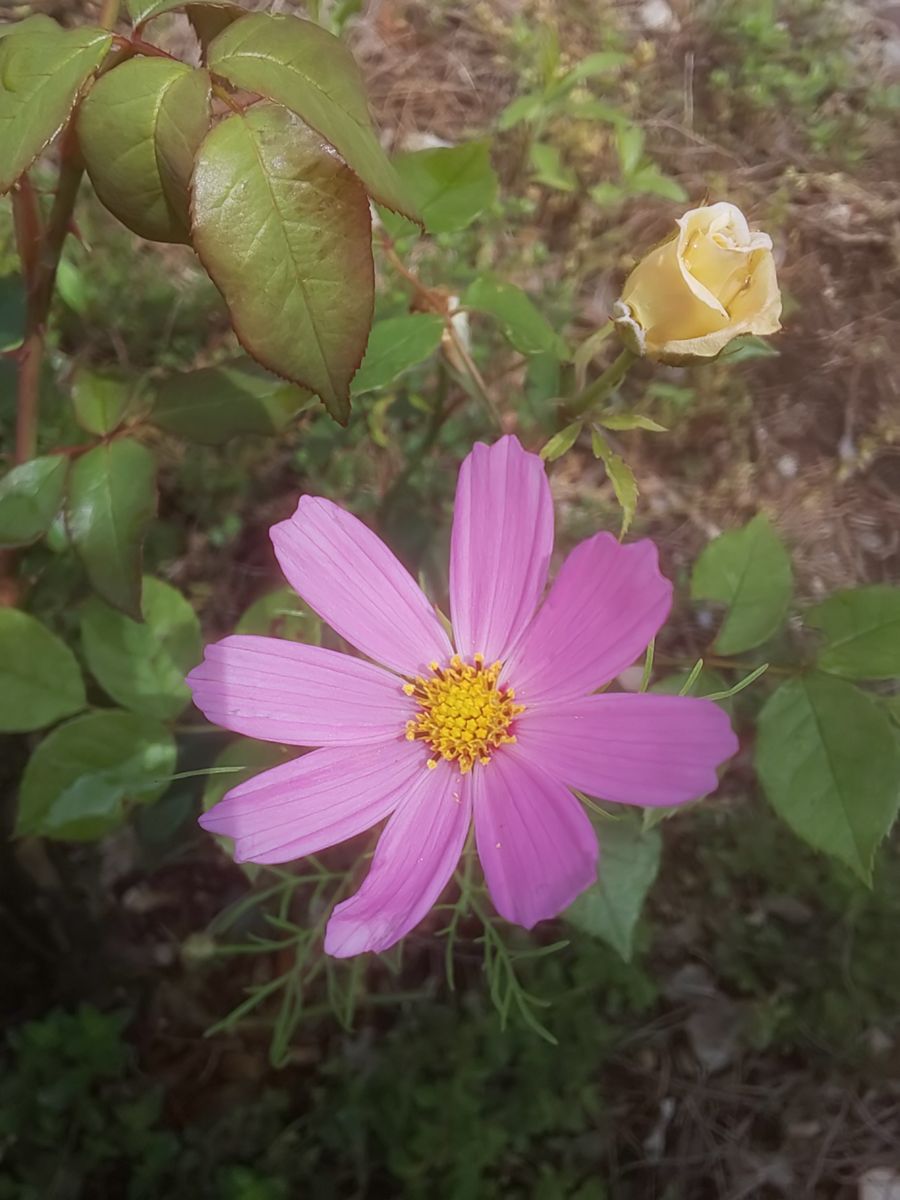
[404, 654, 524, 773]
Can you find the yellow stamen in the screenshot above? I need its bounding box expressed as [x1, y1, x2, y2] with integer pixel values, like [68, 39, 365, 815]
[405, 654, 524, 774]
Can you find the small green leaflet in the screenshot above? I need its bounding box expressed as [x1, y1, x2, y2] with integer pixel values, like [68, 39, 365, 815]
[591, 427, 638, 536]
[71, 367, 132, 435]
[463, 278, 570, 360]
[691, 514, 793, 654]
[351, 314, 444, 395]
[0, 456, 67, 547]
[383, 141, 498, 235]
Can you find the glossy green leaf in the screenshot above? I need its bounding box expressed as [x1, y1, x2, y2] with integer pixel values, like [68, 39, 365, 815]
[0, 273, 25, 351]
[807, 585, 900, 681]
[756, 673, 900, 882]
[126, 0, 234, 27]
[192, 104, 373, 421]
[78, 57, 211, 244]
[388, 141, 497, 234]
[66, 439, 157, 620]
[150, 359, 314, 444]
[591, 427, 638, 536]
[564, 817, 661, 961]
[71, 367, 131, 435]
[207, 12, 416, 219]
[17, 710, 176, 841]
[464, 277, 569, 359]
[0, 609, 86, 732]
[0, 456, 67, 548]
[81, 576, 201, 720]
[0, 19, 112, 193]
[351, 313, 444, 395]
[691, 515, 793, 654]
[236, 586, 322, 643]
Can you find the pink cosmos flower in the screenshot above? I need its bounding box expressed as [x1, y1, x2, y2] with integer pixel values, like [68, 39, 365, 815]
[189, 436, 737, 957]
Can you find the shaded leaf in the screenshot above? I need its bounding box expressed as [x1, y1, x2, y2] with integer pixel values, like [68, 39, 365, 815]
[78, 57, 211, 244]
[564, 816, 661, 961]
[0, 456, 67, 547]
[691, 515, 792, 654]
[529, 141, 577, 192]
[81, 576, 202, 720]
[0, 609, 86, 732]
[66, 439, 157, 620]
[188, 3, 242, 55]
[591, 427, 638, 536]
[351, 313, 444, 394]
[464, 277, 569, 359]
[151, 358, 314, 444]
[71, 367, 131, 435]
[236, 586, 322, 643]
[807, 585, 900, 681]
[207, 11, 416, 218]
[17, 710, 176, 841]
[756, 673, 900, 883]
[0, 19, 112, 193]
[388, 141, 498, 234]
[191, 103, 373, 422]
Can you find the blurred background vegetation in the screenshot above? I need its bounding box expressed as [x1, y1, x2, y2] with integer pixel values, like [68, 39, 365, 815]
[2, 0, 900, 1196]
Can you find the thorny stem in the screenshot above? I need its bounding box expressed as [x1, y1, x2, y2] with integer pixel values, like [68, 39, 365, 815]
[568, 347, 636, 418]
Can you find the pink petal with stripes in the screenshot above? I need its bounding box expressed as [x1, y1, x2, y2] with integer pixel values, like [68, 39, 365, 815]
[472, 749, 598, 928]
[199, 739, 426, 864]
[270, 496, 452, 676]
[324, 759, 471, 956]
[187, 635, 412, 746]
[514, 692, 738, 806]
[450, 436, 554, 663]
[503, 533, 672, 704]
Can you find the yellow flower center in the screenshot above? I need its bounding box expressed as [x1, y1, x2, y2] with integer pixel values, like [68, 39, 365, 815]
[404, 654, 524, 773]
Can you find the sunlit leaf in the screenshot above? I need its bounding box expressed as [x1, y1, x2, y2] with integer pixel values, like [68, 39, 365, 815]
[66, 439, 157, 620]
[756, 673, 900, 883]
[807, 585, 900, 681]
[17, 710, 176, 841]
[78, 57, 211, 244]
[191, 103, 374, 422]
[691, 515, 792, 654]
[564, 816, 661, 961]
[150, 359, 314, 444]
[597, 412, 667, 432]
[464, 277, 570, 359]
[0, 19, 112, 193]
[0, 609, 86, 732]
[71, 367, 132, 435]
[0, 456, 67, 547]
[386, 141, 498, 235]
[541, 421, 581, 461]
[81, 576, 202, 720]
[207, 11, 417, 218]
[351, 313, 444, 394]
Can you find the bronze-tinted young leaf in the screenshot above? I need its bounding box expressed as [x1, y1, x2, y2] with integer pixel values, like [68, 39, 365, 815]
[0, 455, 67, 547]
[191, 104, 374, 422]
[0, 19, 112, 193]
[150, 358, 313, 444]
[207, 12, 418, 220]
[78, 58, 211, 244]
[126, 0, 235, 29]
[66, 439, 157, 620]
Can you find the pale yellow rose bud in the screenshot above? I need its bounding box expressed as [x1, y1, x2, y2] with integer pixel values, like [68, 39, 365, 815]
[613, 201, 782, 363]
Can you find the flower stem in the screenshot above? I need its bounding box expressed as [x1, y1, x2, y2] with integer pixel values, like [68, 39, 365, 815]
[568, 347, 636, 418]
